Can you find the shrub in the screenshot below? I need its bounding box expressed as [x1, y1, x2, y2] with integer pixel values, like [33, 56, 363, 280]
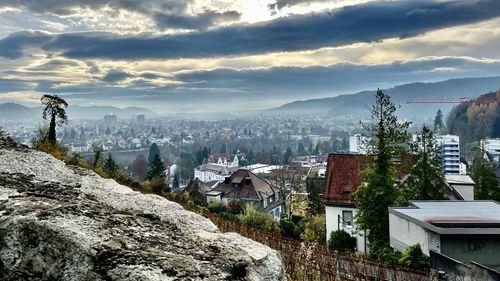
[150, 178, 170, 195]
[301, 215, 326, 244]
[227, 200, 244, 214]
[35, 139, 67, 161]
[398, 244, 429, 271]
[66, 153, 90, 168]
[280, 219, 301, 238]
[328, 229, 357, 252]
[238, 203, 278, 232]
[208, 202, 227, 214]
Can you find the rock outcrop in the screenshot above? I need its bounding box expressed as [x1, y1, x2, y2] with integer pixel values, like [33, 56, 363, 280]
[0, 138, 285, 280]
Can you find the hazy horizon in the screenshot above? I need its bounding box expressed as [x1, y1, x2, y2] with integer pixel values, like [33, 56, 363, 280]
[1, 0, 500, 113]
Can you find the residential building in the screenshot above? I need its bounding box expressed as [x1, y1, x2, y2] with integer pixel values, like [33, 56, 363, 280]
[136, 114, 145, 124]
[435, 134, 462, 175]
[323, 154, 371, 253]
[481, 138, 500, 163]
[323, 154, 474, 254]
[194, 155, 240, 182]
[389, 201, 500, 269]
[349, 134, 370, 154]
[445, 174, 475, 200]
[206, 169, 283, 220]
[242, 163, 282, 175]
[103, 114, 117, 130]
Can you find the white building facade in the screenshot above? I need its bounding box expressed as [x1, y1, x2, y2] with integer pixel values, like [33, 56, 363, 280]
[435, 134, 462, 175]
[194, 155, 240, 182]
[349, 134, 370, 154]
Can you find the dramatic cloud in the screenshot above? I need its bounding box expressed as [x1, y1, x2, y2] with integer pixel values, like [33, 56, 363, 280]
[101, 69, 131, 82]
[3, 56, 496, 112]
[0, 0, 240, 31]
[1, 0, 498, 61]
[0, 31, 52, 59]
[0, 0, 499, 112]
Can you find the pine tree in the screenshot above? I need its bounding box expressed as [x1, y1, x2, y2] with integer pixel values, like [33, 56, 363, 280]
[148, 143, 161, 164]
[471, 154, 499, 201]
[402, 125, 448, 201]
[172, 172, 180, 189]
[103, 153, 118, 178]
[434, 109, 444, 133]
[41, 95, 68, 146]
[284, 147, 293, 164]
[355, 89, 410, 256]
[306, 176, 324, 216]
[298, 142, 306, 155]
[146, 153, 166, 180]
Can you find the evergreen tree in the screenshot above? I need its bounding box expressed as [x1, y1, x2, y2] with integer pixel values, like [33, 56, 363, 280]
[306, 176, 324, 216]
[247, 149, 255, 164]
[41, 94, 68, 145]
[103, 153, 118, 178]
[434, 109, 444, 133]
[402, 125, 449, 201]
[172, 172, 180, 189]
[146, 153, 166, 180]
[298, 142, 306, 155]
[284, 147, 293, 164]
[355, 89, 410, 257]
[471, 153, 500, 201]
[308, 142, 313, 155]
[92, 147, 102, 169]
[148, 143, 161, 164]
[314, 142, 320, 155]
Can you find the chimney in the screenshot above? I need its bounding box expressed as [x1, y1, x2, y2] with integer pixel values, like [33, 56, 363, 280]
[244, 177, 251, 185]
[224, 177, 231, 184]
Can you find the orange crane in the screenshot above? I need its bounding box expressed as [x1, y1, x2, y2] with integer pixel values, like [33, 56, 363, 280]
[406, 97, 473, 104]
[406, 97, 495, 104]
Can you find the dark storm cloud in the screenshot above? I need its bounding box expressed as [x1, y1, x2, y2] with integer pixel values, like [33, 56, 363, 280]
[34, 57, 500, 101]
[0, 0, 495, 60]
[101, 69, 131, 82]
[0, 0, 239, 30]
[0, 31, 52, 59]
[269, 0, 331, 10]
[153, 10, 241, 30]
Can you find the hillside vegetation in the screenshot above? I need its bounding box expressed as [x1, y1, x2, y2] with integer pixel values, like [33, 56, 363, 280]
[447, 89, 500, 145]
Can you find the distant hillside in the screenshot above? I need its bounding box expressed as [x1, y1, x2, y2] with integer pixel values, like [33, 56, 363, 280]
[0, 103, 37, 120]
[67, 105, 155, 120]
[447, 89, 500, 146]
[0, 104, 155, 121]
[271, 77, 500, 121]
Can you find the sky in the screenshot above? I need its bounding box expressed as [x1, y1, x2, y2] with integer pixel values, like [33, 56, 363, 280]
[1, 0, 500, 113]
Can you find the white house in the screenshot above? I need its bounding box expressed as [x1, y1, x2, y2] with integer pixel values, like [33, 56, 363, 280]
[194, 155, 240, 182]
[323, 154, 371, 253]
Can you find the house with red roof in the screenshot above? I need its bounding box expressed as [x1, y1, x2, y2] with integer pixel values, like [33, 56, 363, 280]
[322, 153, 475, 253]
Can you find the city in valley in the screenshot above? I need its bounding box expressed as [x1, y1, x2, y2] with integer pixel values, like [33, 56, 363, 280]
[1, 1, 500, 280]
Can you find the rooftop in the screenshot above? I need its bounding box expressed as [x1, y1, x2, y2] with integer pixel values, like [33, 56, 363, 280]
[390, 201, 500, 234]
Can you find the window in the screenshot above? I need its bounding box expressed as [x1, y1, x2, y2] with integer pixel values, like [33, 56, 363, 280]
[342, 210, 353, 227]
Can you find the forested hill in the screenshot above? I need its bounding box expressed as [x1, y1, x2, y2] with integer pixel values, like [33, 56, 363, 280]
[271, 77, 500, 121]
[447, 89, 500, 145]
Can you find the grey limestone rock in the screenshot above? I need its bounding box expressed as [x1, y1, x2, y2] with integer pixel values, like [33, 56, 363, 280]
[0, 138, 285, 281]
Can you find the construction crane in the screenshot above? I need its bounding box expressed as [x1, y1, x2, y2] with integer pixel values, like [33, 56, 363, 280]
[406, 97, 473, 104]
[406, 97, 496, 104]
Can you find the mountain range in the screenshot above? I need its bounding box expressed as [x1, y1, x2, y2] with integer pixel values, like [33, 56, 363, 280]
[0, 104, 155, 121]
[270, 77, 500, 121]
